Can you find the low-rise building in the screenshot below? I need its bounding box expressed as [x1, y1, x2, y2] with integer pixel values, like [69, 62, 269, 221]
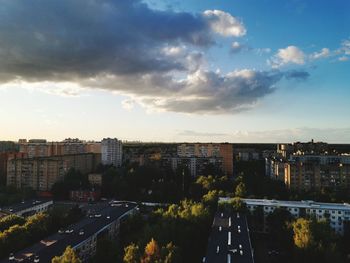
[236, 198, 350, 234]
[0, 199, 53, 218]
[0, 202, 138, 263]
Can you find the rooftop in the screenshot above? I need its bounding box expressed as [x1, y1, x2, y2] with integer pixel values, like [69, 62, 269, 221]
[0, 199, 53, 214]
[237, 198, 350, 211]
[0, 202, 137, 263]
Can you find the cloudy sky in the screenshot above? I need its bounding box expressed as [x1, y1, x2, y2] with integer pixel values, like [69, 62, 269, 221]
[0, 0, 349, 143]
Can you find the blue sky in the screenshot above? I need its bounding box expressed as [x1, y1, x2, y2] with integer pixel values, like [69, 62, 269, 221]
[0, 0, 349, 142]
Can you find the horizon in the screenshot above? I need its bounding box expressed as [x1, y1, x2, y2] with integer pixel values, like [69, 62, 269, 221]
[0, 0, 349, 143]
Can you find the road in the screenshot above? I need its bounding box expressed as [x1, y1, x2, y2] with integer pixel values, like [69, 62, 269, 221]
[204, 211, 254, 263]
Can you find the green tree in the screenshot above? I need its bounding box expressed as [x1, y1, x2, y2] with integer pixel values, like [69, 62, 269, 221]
[124, 243, 141, 263]
[51, 246, 81, 263]
[235, 181, 247, 197]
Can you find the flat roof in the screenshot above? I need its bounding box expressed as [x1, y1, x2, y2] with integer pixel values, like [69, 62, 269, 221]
[0, 199, 53, 214]
[219, 198, 350, 211]
[0, 202, 137, 262]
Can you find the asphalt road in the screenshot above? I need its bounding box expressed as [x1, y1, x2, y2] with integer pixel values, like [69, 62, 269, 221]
[205, 211, 254, 263]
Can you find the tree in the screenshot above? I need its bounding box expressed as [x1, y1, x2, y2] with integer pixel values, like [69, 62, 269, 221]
[142, 238, 160, 263]
[235, 182, 247, 197]
[292, 218, 314, 249]
[219, 197, 246, 213]
[162, 242, 180, 263]
[124, 243, 140, 263]
[52, 246, 81, 263]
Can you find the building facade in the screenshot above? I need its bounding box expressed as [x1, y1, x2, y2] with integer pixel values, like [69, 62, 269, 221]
[18, 138, 101, 158]
[284, 155, 350, 192]
[101, 138, 123, 167]
[239, 198, 350, 234]
[177, 143, 233, 176]
[6, 153, 101, 191]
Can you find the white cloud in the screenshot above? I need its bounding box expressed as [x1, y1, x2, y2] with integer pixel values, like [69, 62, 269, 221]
[0, 81, 84, 97]
[341, 39, 350, 55]
[255, 48, 271, 55]
[230, 41, 245, 53]
[203, 10, 246, 37]
[310, 48, 330, 60]
[121, 99, 135, 110]
[338, 56, 349, 62]
[269, 46, 305, 68]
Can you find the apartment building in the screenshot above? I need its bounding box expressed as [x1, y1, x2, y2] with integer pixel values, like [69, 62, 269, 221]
[6, 153, 101, 191]
[237, 198, 350, 234]
[101, 138, 123, 167]
[177, 143, 233, 176]
[164, 156, 224, 177]
[18, 139, 101, 158]
[285, 155, 350, 192]
[0, 203, 138, 263]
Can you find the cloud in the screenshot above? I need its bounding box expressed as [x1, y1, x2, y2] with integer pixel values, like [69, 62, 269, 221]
[255, 48, 271, 55]
[340, 39, 350, 55]
[338, 56, 349, 62]
[229, 127, 350, 143]
[310, 48, 330, 60]
[121, 99, 135, 111]
[230, 41, 250, 54]
[203, 10, 246, 37]
[177, 130, 227, 137]
[269, 46, 305, 68]
[0, 0, 307, 114]
[285, 70, 310, 81]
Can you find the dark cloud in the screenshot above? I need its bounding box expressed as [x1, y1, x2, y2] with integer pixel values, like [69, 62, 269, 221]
[285, 70, 310, 81]
[0, 0, 308, 114]
[0, 0, 215, 82]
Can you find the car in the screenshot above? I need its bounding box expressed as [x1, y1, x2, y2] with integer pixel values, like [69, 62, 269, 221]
[94, 214, 102, 218]
[106, 215, 111, 219]
[79, 229, 84, 235]
[58, 229, 64, 234]
[34, 255, 40, 263]
[239, 244, 242, 249]
[240, 250, 243, 256]
[9, 253, 14, 260]
[65, 229, 74, 234]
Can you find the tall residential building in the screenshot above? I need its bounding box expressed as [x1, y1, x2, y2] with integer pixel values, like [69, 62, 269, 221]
[18, 138, 101, 157]
[284, 155, 350, 192]
[101, 138, 123, 167]
[177, 143, 233, 176]
[6, 153, 101, 191]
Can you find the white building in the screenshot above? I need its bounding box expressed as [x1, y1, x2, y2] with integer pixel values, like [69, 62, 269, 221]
[219, 198, 350, 234]
[101, 138, 122, 167]
[246, 199, 350, 234]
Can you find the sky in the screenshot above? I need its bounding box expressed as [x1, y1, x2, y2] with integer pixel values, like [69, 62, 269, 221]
[0, 0, 349, 143]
